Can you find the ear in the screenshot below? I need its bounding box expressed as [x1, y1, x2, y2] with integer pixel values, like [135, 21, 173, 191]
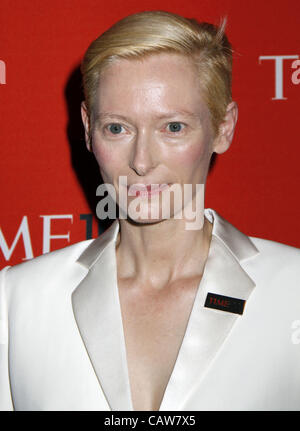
[212, 101, 238, 155]
[81, 101, 92, 152]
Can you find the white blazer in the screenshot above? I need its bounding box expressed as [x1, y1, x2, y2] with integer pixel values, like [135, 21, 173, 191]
[1, 208, 300, 411]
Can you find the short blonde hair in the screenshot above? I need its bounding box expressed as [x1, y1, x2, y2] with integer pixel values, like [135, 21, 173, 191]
[81, 10, 233, 138]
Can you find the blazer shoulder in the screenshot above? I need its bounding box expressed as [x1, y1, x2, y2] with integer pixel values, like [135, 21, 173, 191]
[249, 235, 300, 262]
[1, 239, 94, 296]
[244, 235, 300, 290]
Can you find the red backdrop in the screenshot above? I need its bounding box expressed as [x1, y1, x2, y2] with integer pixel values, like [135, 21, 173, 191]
[1, 0, 299, 268]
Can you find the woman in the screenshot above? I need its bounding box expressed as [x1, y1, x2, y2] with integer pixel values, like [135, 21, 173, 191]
[1, 10, 300, 411]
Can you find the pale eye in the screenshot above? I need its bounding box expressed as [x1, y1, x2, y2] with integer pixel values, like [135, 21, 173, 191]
[107, 123, 124, 134]
[167, 122, 184, 133]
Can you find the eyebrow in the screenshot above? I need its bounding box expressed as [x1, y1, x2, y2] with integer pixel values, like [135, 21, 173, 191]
[94, 110, 200, 123]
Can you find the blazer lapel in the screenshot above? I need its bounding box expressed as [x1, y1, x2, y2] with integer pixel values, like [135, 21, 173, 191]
[71, 208, 260, 412]
[159, 208, 260, 410]
[71, 220, 133, 411]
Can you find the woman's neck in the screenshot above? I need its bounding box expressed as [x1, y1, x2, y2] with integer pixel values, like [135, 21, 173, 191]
[115, 216, 213, 290]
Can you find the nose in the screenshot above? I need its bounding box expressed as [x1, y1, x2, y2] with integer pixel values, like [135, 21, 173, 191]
[129, 129, 156, 176]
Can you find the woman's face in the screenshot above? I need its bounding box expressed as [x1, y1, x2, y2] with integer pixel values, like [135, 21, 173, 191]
[82, 52, 231, 224]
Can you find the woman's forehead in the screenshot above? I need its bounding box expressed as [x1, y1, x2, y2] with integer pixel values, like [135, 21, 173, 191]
[96, 53, 205, 112]
[98, 52, 200, 89]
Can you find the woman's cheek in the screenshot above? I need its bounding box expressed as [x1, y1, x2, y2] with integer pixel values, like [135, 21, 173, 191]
[93, 143, 124, 180]
[92, 141, 115, 168]
[171, 141, 207, 166]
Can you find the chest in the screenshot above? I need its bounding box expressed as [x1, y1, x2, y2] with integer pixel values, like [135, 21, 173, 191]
[117, 276, 202, 411]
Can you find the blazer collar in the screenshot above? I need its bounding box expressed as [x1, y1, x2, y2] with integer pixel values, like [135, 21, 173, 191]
[72, 208, 259, 411]
[76, 208, 259, 270]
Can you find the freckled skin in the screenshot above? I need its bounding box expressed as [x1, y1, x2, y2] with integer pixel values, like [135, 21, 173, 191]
[82, 52, 235, 222]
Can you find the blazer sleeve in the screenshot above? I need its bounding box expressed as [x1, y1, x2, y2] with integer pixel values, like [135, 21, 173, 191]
[0, 266, 14, 411]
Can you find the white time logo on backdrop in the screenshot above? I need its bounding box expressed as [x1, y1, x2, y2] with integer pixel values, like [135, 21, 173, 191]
[259, 55, 300, 100]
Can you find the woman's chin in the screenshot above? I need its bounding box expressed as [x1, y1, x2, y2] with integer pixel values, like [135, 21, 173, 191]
[126, 208, 166, 224]
[127, 216, 165, 226]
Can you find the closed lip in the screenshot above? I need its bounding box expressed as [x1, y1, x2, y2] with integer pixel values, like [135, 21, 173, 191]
[127, 183, 171, 195]
[127, 183, 171, 192]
